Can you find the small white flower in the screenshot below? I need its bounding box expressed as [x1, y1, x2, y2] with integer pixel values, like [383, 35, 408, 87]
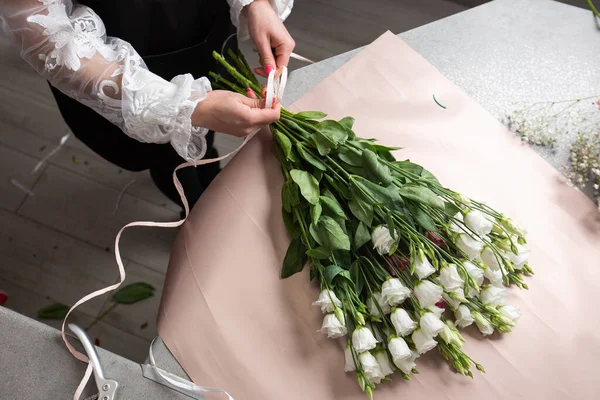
[480, 285, 506, 306]
[414, 253, 436, 279]
[505, 244, 530, 270]
[481, 246, 501, 271]
[439, 263, 464, 291]
[463, 261, 484, 287]
[388, 337, 412, 361]
[412, 328, 437, 354]
[344, 343, 355, 372]
[484, 267, 504, 287]
[449, 212, 465, 233]
[312, 289, 342, 313]
[464, 210, 494, 235]
[439, 323, 462, 348]
[456, 234, 483, 259]
[318, 313, 347, 338]
[454, 305, 474, 328]
[381, 278, 411, 306]
[498, 304, 521, 323]
[374, 350, 395, 377]
[414, 280, 443, 308]
[352, 326, 378, 353]
[427, 304, 445, 318]
[358, 351, 385, 384]
[391, 308, 417, 336]
[366, 292, 391, 316]
[442, 289, 464, 309]
[473, 312, 495, 336]
[394, 351, 418, 374]
[420, 312, 445, 338]
[371, 225, 395, 255]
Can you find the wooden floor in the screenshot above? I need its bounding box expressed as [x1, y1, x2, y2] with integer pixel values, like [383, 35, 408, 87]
[0, 0, 588, 362]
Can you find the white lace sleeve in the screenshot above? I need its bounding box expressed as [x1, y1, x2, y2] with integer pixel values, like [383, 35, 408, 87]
[0, 0, 211, 161]
[227, 0, 294, 40]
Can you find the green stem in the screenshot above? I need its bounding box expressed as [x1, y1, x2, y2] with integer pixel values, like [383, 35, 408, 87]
[84, 302, 118, 331]
[212, 51, 262, 93]
[588, 0, 600, 18]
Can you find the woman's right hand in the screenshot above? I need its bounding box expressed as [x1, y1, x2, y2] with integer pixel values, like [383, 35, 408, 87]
[191, 90, 280, 137]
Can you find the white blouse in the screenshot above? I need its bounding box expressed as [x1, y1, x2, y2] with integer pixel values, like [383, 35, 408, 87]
[0, 0, 293, 161]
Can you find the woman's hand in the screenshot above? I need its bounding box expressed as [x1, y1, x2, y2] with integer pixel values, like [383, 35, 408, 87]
[245, 0, 295, 75]
[191, 90, 280, 137]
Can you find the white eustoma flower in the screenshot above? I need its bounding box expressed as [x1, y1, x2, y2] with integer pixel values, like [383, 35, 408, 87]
[388, 337, 412, 362]
[463, 261, 484, 287]
[484, 267, 504, 287]
[381, 278, 411, 306]
[439, 263, 464, 291]
[480, 285, 506, 306]
[371, 225, 395, 255]
[454, 305, 474, 328]
[414, 253, 436, 280]
[412, 328, 437, 354]
[498, 305, 521, 323]
[358, 351, 385, 384]
[500, 217, 527, 237]
[318, 313, 347, 338]
[464, 210, 494, 235]
[473, 312, 495, 336]
[449, 212, 466, 233]
[344, 344, 355, 372]
[427, 304, 445, 318]
[394, 351, 418, 374]
[312, 289, 342, 313]
[414, 280, 443, 308]
[481, 246, 501, 271]
[439, 323, 462, 348]
[443, 288, 465, 309]
[505, 244, 530, 270]
[391, 308, 417, 336]
[374, 350, 395, 377]
[352, 326, 378, 353]
[420, 312, 445, 338]
[456, 234, 483, 259]
[366, 292, 391, 316]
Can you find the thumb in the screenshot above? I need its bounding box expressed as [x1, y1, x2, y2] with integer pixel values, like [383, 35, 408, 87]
[255, 37, 276, 73]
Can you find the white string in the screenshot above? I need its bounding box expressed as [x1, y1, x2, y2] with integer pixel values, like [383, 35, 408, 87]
[32, 132, 71, 174]
[112, 179, 136, 215]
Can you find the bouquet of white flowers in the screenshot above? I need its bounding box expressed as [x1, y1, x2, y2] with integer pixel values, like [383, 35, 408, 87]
[212, 51, 533, 398]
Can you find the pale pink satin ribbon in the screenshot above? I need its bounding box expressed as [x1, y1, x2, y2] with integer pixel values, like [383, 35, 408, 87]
[62, 131, 258, 400]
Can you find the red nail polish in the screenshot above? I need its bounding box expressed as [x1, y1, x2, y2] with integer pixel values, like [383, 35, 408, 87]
[265, 65, 275, 75]
[246, 87, 252, 93]
[262, 99, 266, 107]
[253, 68, 262, 75]
[0, 290, 7, 306]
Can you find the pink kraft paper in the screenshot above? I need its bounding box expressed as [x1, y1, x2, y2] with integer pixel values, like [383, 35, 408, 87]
[157, 32, 600, 399]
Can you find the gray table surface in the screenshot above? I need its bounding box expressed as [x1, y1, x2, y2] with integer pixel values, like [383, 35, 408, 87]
[1, 0, 597, 399]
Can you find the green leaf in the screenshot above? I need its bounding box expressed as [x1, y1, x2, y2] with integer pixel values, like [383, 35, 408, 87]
[306, 246, 331, 259]
[312, 133, 333, 155]
[319, 195, 347, 219]
[352, 176, 402, 207]
[385, 213, 397, 239]
[444, 201, 461, 217]
[338, 116, 355, 131]
[389, 241, 399, 256]
[323, 265, 346, 285]
[37, 303, 70, 319]
[274, 130, 294, 161]
[354, 222, 371, 249]
[337, 146, 363, 167]
[113, 282, 155, 304]
[348, 196, 374, 226]
[296, 143, 327, 171]
[393, 160, 423, 177]
[362, 148, 393, 185]
[314, 170, 324, 182]
[309, 216, 351, 251]
[407, 202, 438, 231]
[324, 174, 351, 199]
[281, 238, 308, 278]
[290, 170, 320, 205]
[349, 261, 364, 294]
[397, 185, 444, 209]
[316, 120, 349, 146]
[296, 111, 327, 120]
[281, 181, 300, 212]
[420, 168, 440, 185]
[282, 208, 300, 238]
[311, 202, 322, 225]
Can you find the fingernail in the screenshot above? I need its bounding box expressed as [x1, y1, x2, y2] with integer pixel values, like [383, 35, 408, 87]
[0, 290, 7, 306]
[246, 87, 252, 93]
[265, 65, 275, 75]
[262, 99, 266, 107]
[253, 68, 262, 75]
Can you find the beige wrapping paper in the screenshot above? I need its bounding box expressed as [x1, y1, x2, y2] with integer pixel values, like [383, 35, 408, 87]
[157, 32, 600, 399]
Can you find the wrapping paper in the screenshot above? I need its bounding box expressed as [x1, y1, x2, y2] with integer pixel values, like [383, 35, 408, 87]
[157, 32, 600, 399]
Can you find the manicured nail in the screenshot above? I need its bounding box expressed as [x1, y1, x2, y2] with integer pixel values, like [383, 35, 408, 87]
[253, 68, 262, 75]
[0, 290, 7, 306]
[246, 87, 252, 93]
[265, 65, 275, 75]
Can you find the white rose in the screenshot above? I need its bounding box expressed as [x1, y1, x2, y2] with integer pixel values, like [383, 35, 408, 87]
[388, 337, 412, 362]
[352, 326, 378, 353]
[391, 308, 417, 336]
[464, 210, 494, 235]
[481, 246, 501, 271]
[366, 292, 391, 316]
[439, 263, 464, 291]
[483, 267, 504, 287]
[394, 351, 418, 374]
[505, 244, 530, 270]
[371, 225, 395, 255]
[449, 212, 466, 233]
[498, 304, 521, 323]
[480, 285, 506, 306]
[358, 351, 385, 384]
[381, 278, 411, 306]
[439, 323, 463, 348]
[344, 343, 355, 372]
[312, 289, 342, 313]
[442, 288, 465, 309]
[427, 304, 445, 318]
[454, 305, 474, 328]
[414, 253, 436, 280]
[412, 328, 437, 354]
[463, 261, 484, 286]
[419, 312, 445, 338]
[456, 234, 483, 259]
[374, 350, 395, 377]
[473, 312, 495, 336]
[318, 313, 347, 338]
[414, 280, 443, 308]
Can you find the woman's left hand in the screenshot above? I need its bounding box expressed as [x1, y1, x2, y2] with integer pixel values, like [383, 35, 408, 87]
[245, 0, 295, 75]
